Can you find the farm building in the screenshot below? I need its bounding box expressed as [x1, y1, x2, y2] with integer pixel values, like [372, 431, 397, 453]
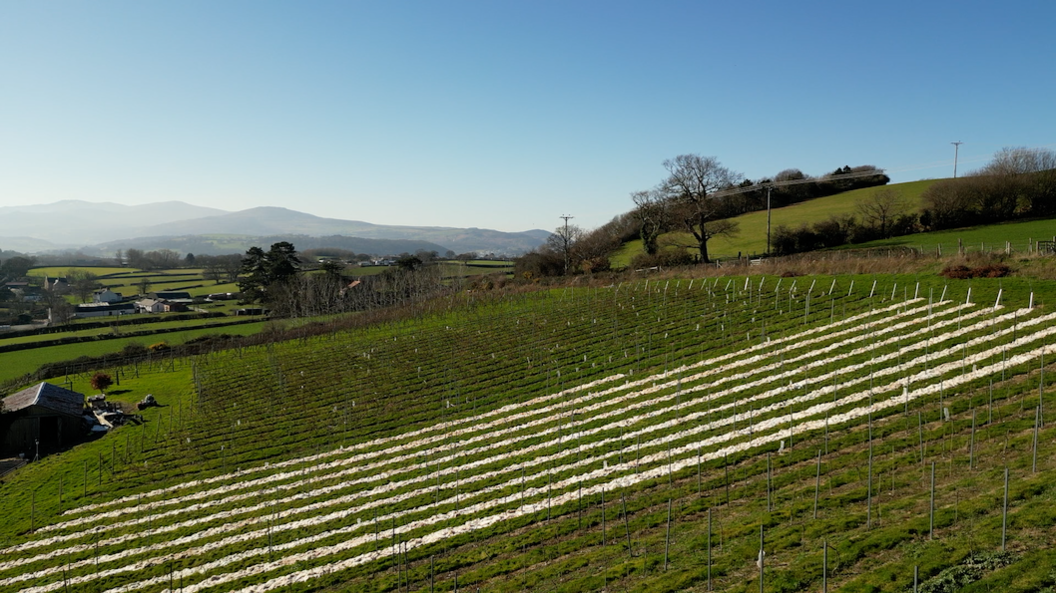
[0, 382, 87, 458]
[92, 288, 123, 303]
[72, 302, 136, 318]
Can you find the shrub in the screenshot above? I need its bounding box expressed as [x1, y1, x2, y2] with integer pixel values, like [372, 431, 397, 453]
[630, 248, 695, 269]
[89, 372, 113, 394]
[939, 263, 1011, 279]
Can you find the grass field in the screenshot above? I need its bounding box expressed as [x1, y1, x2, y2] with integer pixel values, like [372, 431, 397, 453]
[847, 217, 1056, 255]
[3, 273, 1056, 592]
[0, 321, 267, 384]
[710, 179, 938, 257]
[612, 180, 940, 267]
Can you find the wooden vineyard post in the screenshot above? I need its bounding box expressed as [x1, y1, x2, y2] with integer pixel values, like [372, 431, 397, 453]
[664, 498, 672, 571]
[1002, 467, 1009, 551]
[867, 441, 873, 529]
[83, 459, 87, 498]
[914, 565, 919, 592]
[929, 461, 936, 540]
[814, 450, 821, 519]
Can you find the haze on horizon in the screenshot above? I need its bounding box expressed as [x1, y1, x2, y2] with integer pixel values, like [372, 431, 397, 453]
[1, 1, 1053, 234]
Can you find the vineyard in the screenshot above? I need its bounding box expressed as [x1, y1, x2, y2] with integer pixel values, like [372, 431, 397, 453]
[3, 274, 1056, 592]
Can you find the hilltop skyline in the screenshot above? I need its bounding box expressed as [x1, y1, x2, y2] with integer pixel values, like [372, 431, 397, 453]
[2, 1, 1053, 233]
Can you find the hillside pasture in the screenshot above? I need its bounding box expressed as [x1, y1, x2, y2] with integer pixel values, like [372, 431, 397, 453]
[2, 275, 1056, 591]
[0, 321, 267, 385]
[612, 180, 939, 266]
[846, 217, 1056, 256]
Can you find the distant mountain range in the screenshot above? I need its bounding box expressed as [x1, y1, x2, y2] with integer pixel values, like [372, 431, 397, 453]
[0, 201, 550, 256]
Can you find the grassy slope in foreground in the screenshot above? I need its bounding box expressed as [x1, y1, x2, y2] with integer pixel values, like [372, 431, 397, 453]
[2, 275, 1056, 592]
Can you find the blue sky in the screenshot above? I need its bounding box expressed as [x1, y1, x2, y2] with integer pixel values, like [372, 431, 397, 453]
[1, 1, 1053, 233]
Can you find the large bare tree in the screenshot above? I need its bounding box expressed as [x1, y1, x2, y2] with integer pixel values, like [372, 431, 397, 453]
[547, 221, 583, 275]
[660, 154, 743, 263]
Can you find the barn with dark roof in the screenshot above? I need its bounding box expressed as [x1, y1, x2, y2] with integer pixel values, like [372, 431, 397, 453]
[0, 382, 86, 458]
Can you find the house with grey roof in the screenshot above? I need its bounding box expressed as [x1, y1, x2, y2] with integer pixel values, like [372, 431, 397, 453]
[1, 382, 87, 458]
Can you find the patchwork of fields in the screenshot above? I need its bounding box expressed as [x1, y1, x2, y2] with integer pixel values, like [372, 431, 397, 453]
[2, 276, 1055, 591]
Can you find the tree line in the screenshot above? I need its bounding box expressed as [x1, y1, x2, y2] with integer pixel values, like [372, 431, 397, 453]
[517, 155, 889, 275]
[772, 147, 1056, 255]
[921, 147, 1056, 230]
[237, 241, 452, 318]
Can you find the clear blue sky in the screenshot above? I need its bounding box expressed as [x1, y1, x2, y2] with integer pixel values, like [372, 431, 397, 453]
[1, 1, 1053, 233]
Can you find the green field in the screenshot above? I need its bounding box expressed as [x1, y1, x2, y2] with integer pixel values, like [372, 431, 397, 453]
[847, 217, 1056, 255]
[612, 180, 939, 266]
[3, 273, 1056, 592]
[0, 321, 266, 384]
[711, 179, 937, 257]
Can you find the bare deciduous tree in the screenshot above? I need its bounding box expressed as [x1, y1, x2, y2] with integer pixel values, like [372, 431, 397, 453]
[67, 269, 99, 303]
[547, 222, 583, 275]
[660, 154, 743, 263]
[630, 189, 669, 256]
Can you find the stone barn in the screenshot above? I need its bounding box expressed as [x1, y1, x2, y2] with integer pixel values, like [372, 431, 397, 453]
[0, 382, 86, 458]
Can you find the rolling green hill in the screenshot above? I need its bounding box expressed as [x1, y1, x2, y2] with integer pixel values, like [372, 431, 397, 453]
[612, 179, 939, 266]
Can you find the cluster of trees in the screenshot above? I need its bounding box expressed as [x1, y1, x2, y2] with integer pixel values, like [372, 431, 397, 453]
[266, 263, 448, 317]
[121, 249, 187, 270]
[724, 165, 890, 215]
[237, 242, 302, 302]
[623, 156, 890, 266]
[237, 241, 450, 317]
[921, 147, 1056, 230]
[514, 218, 628, 279]
[196, 254, 243, 284]
[517, 155, 890, 276]
[0, 255, 35, 281]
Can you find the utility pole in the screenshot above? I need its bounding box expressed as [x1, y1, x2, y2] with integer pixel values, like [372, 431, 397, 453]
[951, 141, 963, 178]
[559, 214, 574, 274]
[765, 184, 773, 256]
